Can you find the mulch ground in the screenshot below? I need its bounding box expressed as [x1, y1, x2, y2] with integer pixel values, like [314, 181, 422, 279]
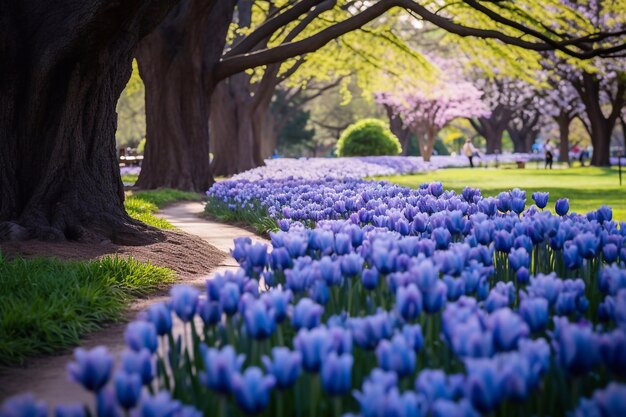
[0, 229, 227, 277]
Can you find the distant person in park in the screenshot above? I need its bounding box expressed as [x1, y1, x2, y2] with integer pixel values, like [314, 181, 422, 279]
[579, 149, 588, 167]
[544, 140, 554, 169]
[463, 138, 479, 168]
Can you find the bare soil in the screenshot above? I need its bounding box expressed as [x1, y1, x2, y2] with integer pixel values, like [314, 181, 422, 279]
[0, 229, 227, 276]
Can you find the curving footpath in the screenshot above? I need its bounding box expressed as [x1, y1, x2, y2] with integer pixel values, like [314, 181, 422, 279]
[0, 201, 269, 404]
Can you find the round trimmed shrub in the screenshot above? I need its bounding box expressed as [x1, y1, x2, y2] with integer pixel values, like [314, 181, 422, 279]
[336, 119, 402, 157]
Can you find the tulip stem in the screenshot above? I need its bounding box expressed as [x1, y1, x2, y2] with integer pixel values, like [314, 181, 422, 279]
[333, 396, 342, 417]
[309, 374, 319, 417]
[220, 395, 227, 417]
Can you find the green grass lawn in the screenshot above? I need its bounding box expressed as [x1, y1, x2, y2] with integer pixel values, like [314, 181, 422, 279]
[125, 189, 202, 229]
[0, 255, 175, 365]
[377, 166, 626, 221]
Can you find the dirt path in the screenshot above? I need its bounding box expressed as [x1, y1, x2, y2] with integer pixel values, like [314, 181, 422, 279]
[0, 201, 270, 404]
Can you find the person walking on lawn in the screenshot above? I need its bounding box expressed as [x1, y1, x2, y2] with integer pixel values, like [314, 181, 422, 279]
[463, 138, 479, 168]
[544, 140, 555, 169]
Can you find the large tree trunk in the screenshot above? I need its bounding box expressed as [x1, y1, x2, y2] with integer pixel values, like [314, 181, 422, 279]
[0, 0, 178, 243]
[556, 114, 571, 164]
[136, 0, 235, 191]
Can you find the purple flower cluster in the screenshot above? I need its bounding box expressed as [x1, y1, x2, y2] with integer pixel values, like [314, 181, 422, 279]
[4, 175, 626, 416]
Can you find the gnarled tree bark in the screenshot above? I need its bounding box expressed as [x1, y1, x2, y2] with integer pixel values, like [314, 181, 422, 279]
[135, 0, 234, 191]
[0, 0, 178, 243]
[470, 105, 513, 154]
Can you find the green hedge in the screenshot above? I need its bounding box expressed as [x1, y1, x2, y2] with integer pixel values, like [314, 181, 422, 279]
[336, 119, 402, 157]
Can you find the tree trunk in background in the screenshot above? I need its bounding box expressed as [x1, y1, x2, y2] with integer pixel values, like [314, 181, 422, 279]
[384, 104, 412, 156]
[210, 75, 267, 177]
[136, 0, 235, 191]
[470, 105, 512, 154]
[415, 125, 436, 162]
[0, 0, 177, 243]
[574, 72, 625, 167]
[556, 114, 571, 164]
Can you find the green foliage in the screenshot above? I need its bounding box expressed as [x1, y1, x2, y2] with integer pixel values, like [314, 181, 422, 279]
[272, 89, 316, 155]
[407, 136, 450, 156]
[204, 197, 279, 235]
[137, 138, 146, 154]
[378, 167, 626, 221]
[116, 60, 145, 149]
[125, 189, 202, 229]
[122, 173, 139, 185]
[336, 119, 402, 157]
[0, 255, 175, 365]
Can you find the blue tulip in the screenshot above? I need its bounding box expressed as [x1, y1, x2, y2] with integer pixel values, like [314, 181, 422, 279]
[247, 242, 269, 268]
[334, 233, 352, 255]
[232, 237, 252, 262]
[489, 308, 529, 351]
[395, 284, 423, 321]
[376, 334, 416, 377]
[291, 298, 324, 330]
[200, 345, 245, 393]
[328, 326, 353, 354]
[603, 243, 619, 263]
[230, 367, 276, 414]
[532, 192, 549, 209]
[596, 205, 613, 223]
[121, 349, 153, 385]
[508, 247, 530, 271]
[513, 234, 533, 254]
[321, 352, 353, 395]
[318, 256, 342, 286]
[465, 358, 503, 412]
[54, 404, 85, 417]
[244, 300, 276, 339]
[270, 247, 293, 270]
[429, 182, 444, 197]
[219, 282, 241, 315]
[600, 330, 626, 376]
[294, 327, 332, 372]
[95, 387, 120, 417]
[493, 230, 513, 253]
[67, 346, 113, 392]
[415, 369, 453, 402]
[511, 198, 525, 215]
[197, 298, 222, 326]
[0, 394, 47, 417]
[114, 371, 141, 410]
[553, 317, 600, 375]
[432, 227, 451, 250]
[262, 286, 292, 322]
[169, 285, 200, 322]
[262, 347, 302, 389]
[563, 242, 583, 270]
[574, 232, 600, 259]
[134, 391, 181, 417]
[516, 267, 530, 285]
[592, 383, 626, 417]
[519, 298, 549, 333]
[146, 302, 172, 336]
[361, 268, 379, 290]
[555, 198, 569, 216]
[423, 281, 448, 314]
[124, 321, 158, 353]
[340, 253, 364, 276]
[310, 280, 330, 305]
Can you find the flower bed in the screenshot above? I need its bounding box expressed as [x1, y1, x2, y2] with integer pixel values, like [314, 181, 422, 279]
[231, 154, 542, 181]
[3, 177, 626, 417]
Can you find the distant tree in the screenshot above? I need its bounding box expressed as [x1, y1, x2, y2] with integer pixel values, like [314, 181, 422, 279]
[377, 67, 489, 161]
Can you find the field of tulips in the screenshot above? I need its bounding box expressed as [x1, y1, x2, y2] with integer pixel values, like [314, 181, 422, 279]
[3, 164, 626, 417]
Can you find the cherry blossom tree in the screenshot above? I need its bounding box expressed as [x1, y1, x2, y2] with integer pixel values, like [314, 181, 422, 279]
[376, 74, 489, 161]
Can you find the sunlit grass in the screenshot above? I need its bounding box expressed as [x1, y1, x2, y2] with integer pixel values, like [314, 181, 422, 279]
[125, 189, 203, 229]
[0, 255, 175, 365]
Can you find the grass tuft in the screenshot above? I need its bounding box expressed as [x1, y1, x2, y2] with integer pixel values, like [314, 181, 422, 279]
[0, 254, 175, 365]
[125, 189, 202, 229]
[204, 197, 278, 235]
